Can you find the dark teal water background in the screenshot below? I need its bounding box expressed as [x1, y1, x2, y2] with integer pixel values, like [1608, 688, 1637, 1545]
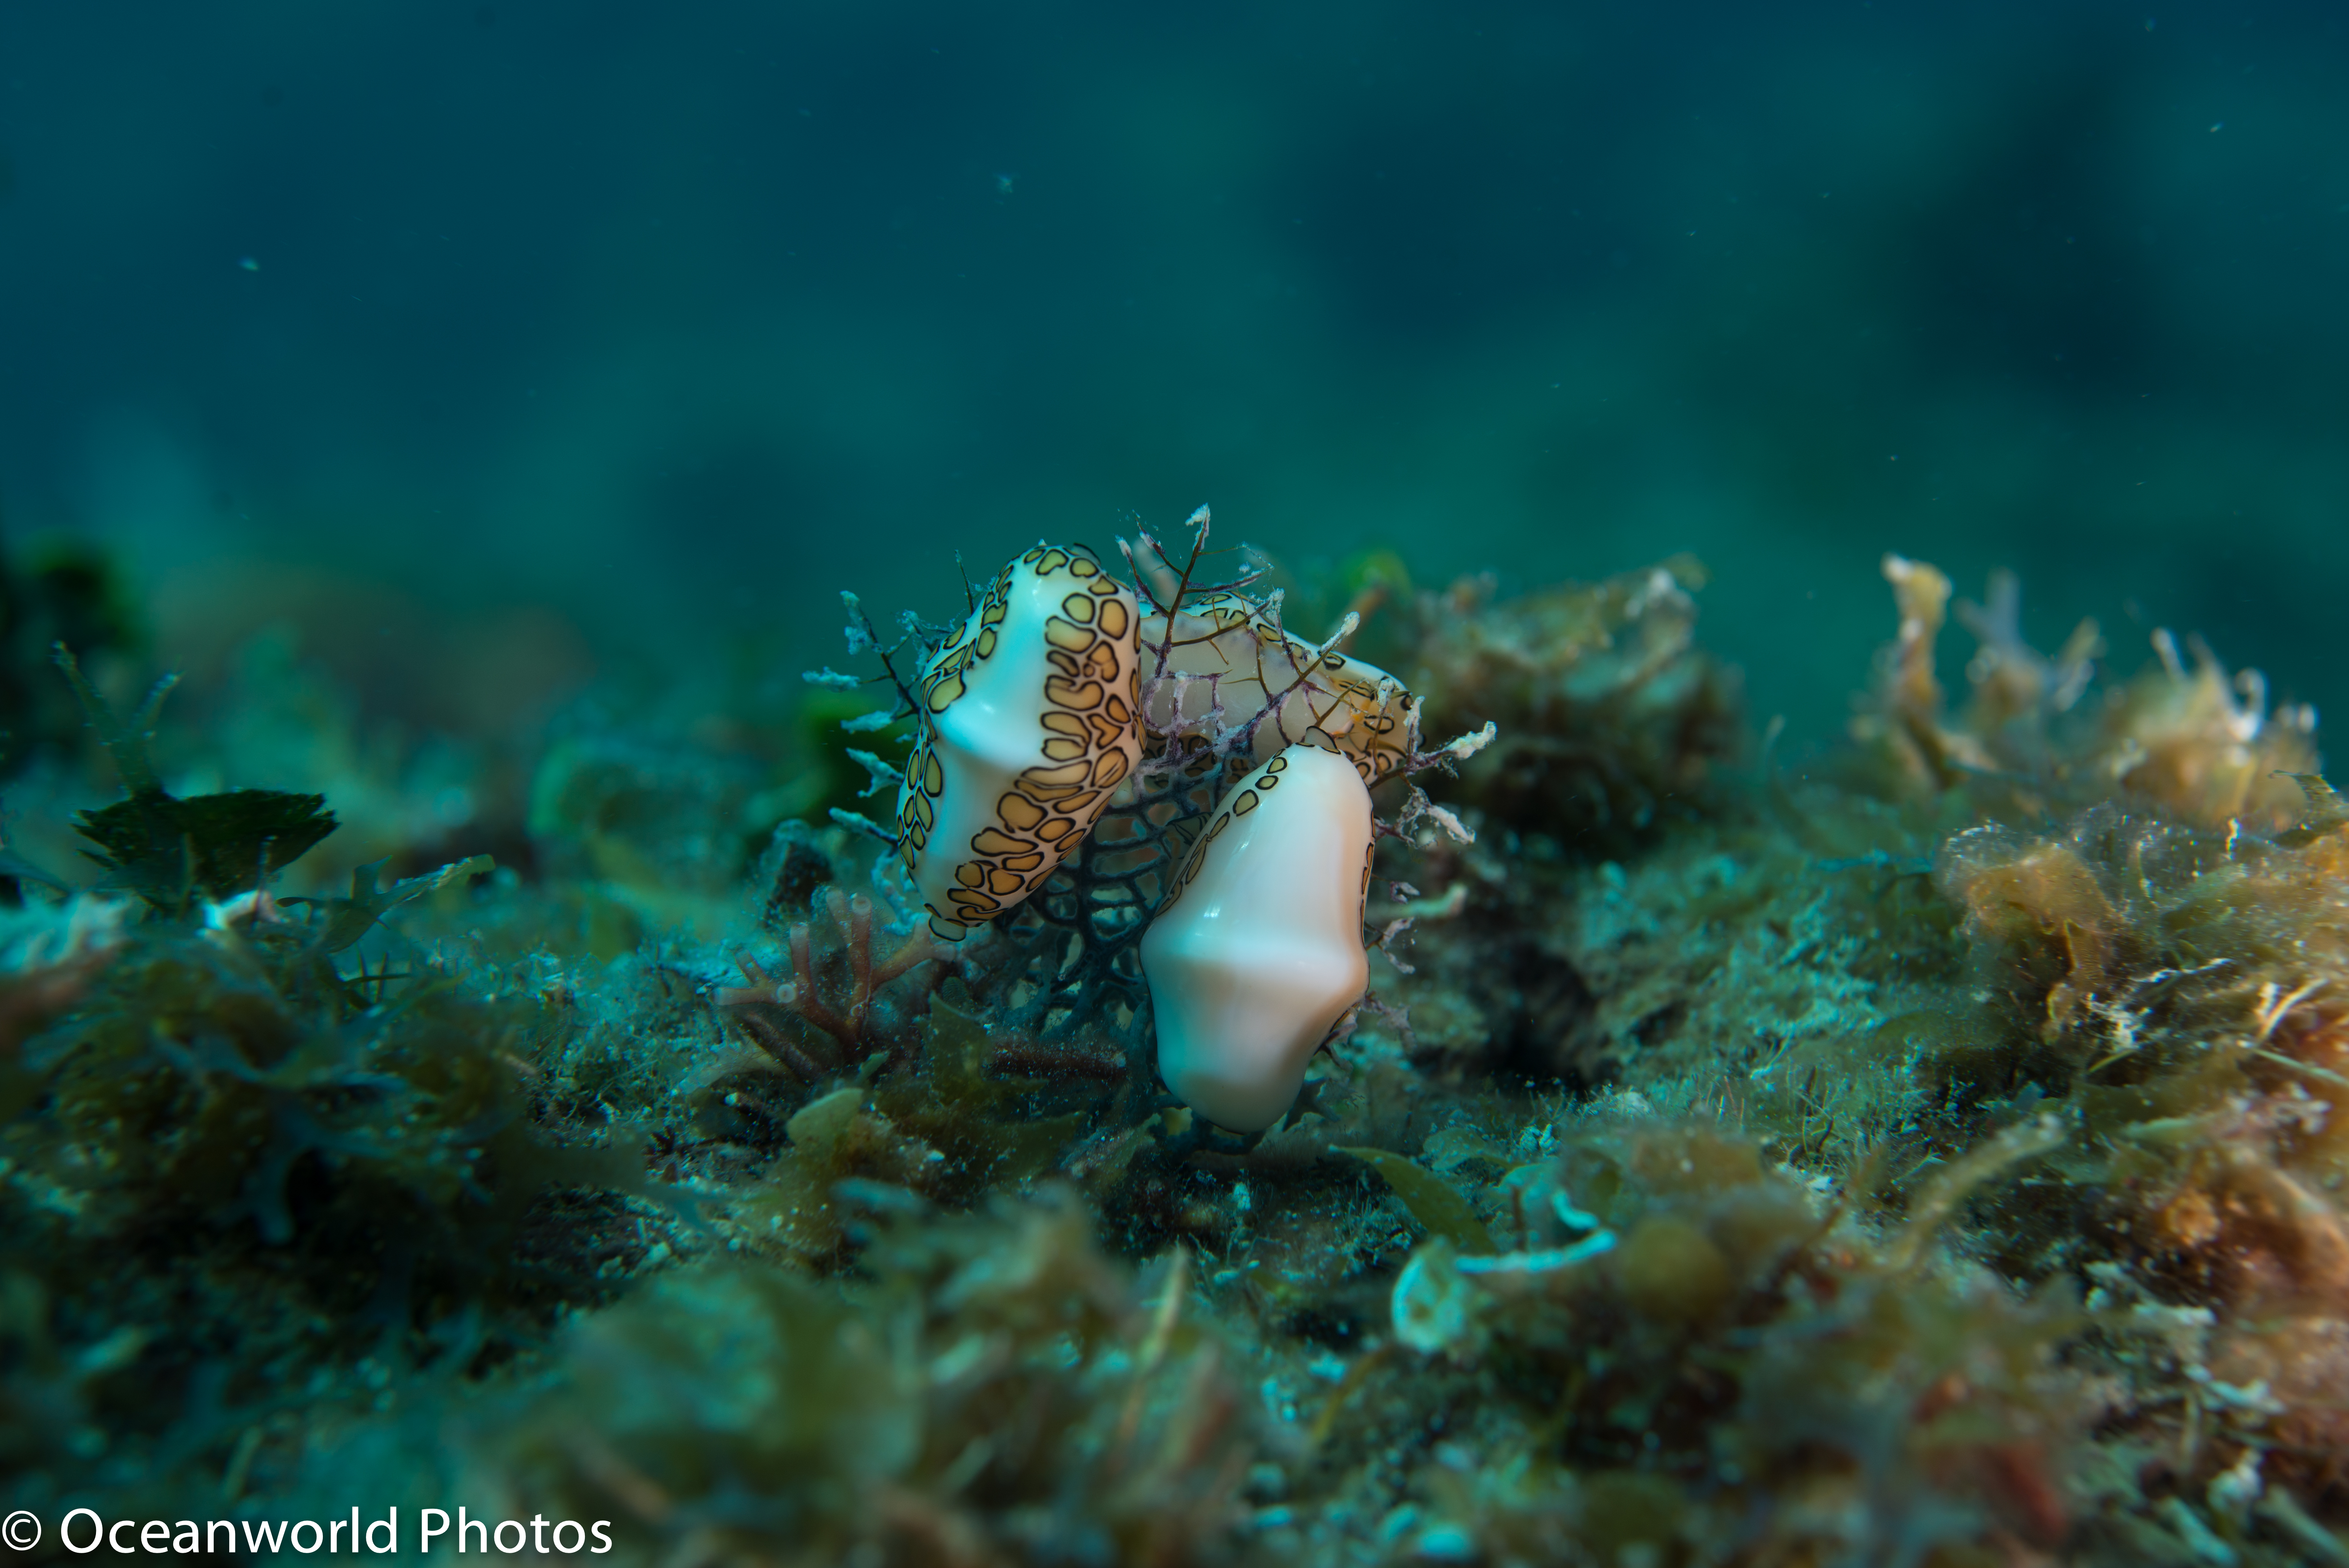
[1, 1, 2342, 747]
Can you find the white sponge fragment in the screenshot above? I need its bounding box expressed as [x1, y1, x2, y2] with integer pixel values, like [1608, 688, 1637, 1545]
[1142, 744, 1373, 1131]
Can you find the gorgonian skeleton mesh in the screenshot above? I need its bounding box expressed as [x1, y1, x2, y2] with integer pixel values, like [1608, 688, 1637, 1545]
[819, 508, 1491, 1061]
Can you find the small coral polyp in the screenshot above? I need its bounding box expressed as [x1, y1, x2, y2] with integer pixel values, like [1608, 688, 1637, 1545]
[896, 544, 1142, 937]
[1142, 743, 1374, 1131]
[1140, 591, 1420, 785]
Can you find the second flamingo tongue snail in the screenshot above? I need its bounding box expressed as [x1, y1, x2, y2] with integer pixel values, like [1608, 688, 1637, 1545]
[1140, 743, 1376, 1132]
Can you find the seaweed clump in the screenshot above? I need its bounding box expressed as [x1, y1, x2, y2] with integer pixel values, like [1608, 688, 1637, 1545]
[1279, 1111, 2088, 1567]
[482, 1189, 1248, 1567]
[0, 660, 665, 1517]
[1926, 780, 2349, 1536]
[1328, 550, 2349, 1560]
[1406, 555, 1743, 850]
[1851, 555, 2316, 830]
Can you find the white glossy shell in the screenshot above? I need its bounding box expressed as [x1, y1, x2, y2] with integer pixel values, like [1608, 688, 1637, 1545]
[1142, 744, 1373, 1131]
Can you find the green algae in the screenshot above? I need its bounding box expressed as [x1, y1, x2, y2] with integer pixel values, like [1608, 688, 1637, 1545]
[1332, 1145, 1497, 1254]
[486, 1191, 1248, 1567]
[54, 644, 340, 912]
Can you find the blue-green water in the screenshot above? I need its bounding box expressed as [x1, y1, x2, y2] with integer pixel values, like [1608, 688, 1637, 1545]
[0, 0, 2342, 743]
[7, 10, 2349, 1551]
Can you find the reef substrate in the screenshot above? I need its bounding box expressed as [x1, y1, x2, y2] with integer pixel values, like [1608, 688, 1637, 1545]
[2, 542, 2346, 1567]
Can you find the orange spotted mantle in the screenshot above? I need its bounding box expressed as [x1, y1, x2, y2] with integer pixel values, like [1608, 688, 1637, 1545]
[895, 544, 1142, 937]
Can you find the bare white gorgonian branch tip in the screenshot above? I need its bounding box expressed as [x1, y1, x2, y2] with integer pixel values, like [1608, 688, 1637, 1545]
[1374, 916, 1416, 975]
[1422, 803, 1474, 844]
[841, 590, 875, 654]
[1312, 611, 1361, 663]
[843, 749, 905, 799]
[1443, 722, 1497, 763]
[829, 808, 900, 846]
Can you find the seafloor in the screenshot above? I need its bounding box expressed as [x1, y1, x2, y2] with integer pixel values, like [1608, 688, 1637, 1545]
[3, 536, 2346, 1567]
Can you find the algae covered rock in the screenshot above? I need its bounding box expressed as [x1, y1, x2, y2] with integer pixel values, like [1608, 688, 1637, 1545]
[1927, 785, 2349, 1520]
[484, 1190, 1249, 1567]
[1307, 1115, 2088, 1567]
[1851, 553, 2318, 831]
[1408, 555, 1743, 848]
